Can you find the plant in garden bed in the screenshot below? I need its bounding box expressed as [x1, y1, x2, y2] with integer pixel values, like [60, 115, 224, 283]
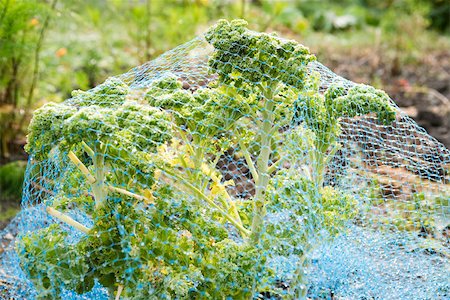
[17, 19, 396, 299]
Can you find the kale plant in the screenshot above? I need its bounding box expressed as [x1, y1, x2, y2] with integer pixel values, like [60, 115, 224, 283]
[17, 19, 396, 299]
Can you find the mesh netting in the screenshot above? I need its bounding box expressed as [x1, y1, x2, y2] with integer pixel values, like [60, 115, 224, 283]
[1, 19, 449, 299]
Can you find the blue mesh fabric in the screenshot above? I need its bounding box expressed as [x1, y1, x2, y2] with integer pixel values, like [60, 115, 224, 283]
[0, 20, 448, 299]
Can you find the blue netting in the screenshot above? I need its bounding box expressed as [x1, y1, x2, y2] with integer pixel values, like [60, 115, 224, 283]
[0, 19, 448, 299]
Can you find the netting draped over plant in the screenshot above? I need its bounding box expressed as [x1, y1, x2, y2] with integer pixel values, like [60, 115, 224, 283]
[0, 19, 448, 299]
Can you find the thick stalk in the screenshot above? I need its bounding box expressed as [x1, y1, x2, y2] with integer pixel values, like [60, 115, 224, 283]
[267, 158, 282, 175]
[311, 150, 325, 188]
[249, 87, 276, 243]
[181, 132, 245, 230]
[63, 149, 106, 225]
[192, 136, 204, 171]
[82, 141, 95, 158]
[92, 151, 106, 209]
[107, 185, 152, 204]
[311, 138, 338, 188]
[292, 254, 309, 300]
[68, 151, 96, 184]
[69, 150, 150, 204]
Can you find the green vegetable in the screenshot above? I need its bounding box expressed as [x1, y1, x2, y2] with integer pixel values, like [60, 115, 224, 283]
[294, 73, 396, 187]
[205, 19, 316, 245]
[18, 19, 396, 299]
[17, 224, 90, 299]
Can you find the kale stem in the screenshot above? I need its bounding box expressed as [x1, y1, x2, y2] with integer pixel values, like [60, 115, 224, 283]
[267, 158, 282, 174]
[68, 151, 96, 184]
[238, 139, 259, 184]
[178, 128, 195, 155]
[115, 284, 124, 300]
[107, 185, 153, 204]
[201, 163, 243, 225]
[249, 85, 276, 244]
[68, 148, 106, 209]
[81, 141, 95, 158]
[179, 127, 245, 230]
[312, 151, 325, 188]
[160, 166, 250, 237]
[292, 254, 308, 300]
[92, 145, 106, 209]
[46, 206, 90, 233]
[324, 142, 341, 166]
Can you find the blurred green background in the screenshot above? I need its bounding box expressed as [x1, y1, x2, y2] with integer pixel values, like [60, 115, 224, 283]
[0, 0, 449, 228]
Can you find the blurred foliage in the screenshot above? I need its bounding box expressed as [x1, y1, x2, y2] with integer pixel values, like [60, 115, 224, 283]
[0, 160, 26, 202]
[0, 0, 54, 158]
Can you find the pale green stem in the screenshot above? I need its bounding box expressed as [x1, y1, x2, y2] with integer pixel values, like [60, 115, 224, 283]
[239, 139, 259, 184]
[178, 128, 194, 157]
[69, 150, 150, 205]
[201, 162, 243, 225]
[324, 142, 341, 166]
[311, 139, 339, 188]
[312, 151, 325, 188]
[267, 158, 283, 174]
[180, 129, 243, 226]
[68, 151, 96, 184]
[160, 166, 250, 237]
[66, 146, 132, 297]
[81, 141, 95, 158]
[250, 86, 276, 243]
[107, 185, 152, 203]
[92, 146, 106, 209]
[46, 206, 90, 233]
[217, 196, 230, 210]
[194, 147, 204, 170]
[293, 254, 309, 300]
[115, 284, 124, 300]
[221, 190, 243, 228]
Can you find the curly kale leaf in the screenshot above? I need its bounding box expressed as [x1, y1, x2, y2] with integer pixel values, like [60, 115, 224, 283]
[205, 19, 316, 91]
[294, 75, 396, 152]
[327, 84, 397, 125]
[73, 184, 261, 299]
[144, 74, 194, 110]
[62, 105, 117, 148]
[16, 224, 91, 299]
[71, 77, 129, 107]
[114, 101, 172, 152]
[195, 239, 268, 299]
[26, 99, 171, 166]
[25, 102, 77, 160]
[145, 74, 253, 140]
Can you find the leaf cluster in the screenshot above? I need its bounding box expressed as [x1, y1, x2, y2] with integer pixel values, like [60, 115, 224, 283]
[264, 170, 357, 256]
[19, 181, 270, 299]
[26, 78, 171, 160]
[205, 19, 316, 92]
[294, 73, 396, 152]
[145, 74, 252, 141]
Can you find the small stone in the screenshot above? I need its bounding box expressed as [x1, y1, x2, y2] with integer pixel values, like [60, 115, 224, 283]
[4, 233, 14, 240]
